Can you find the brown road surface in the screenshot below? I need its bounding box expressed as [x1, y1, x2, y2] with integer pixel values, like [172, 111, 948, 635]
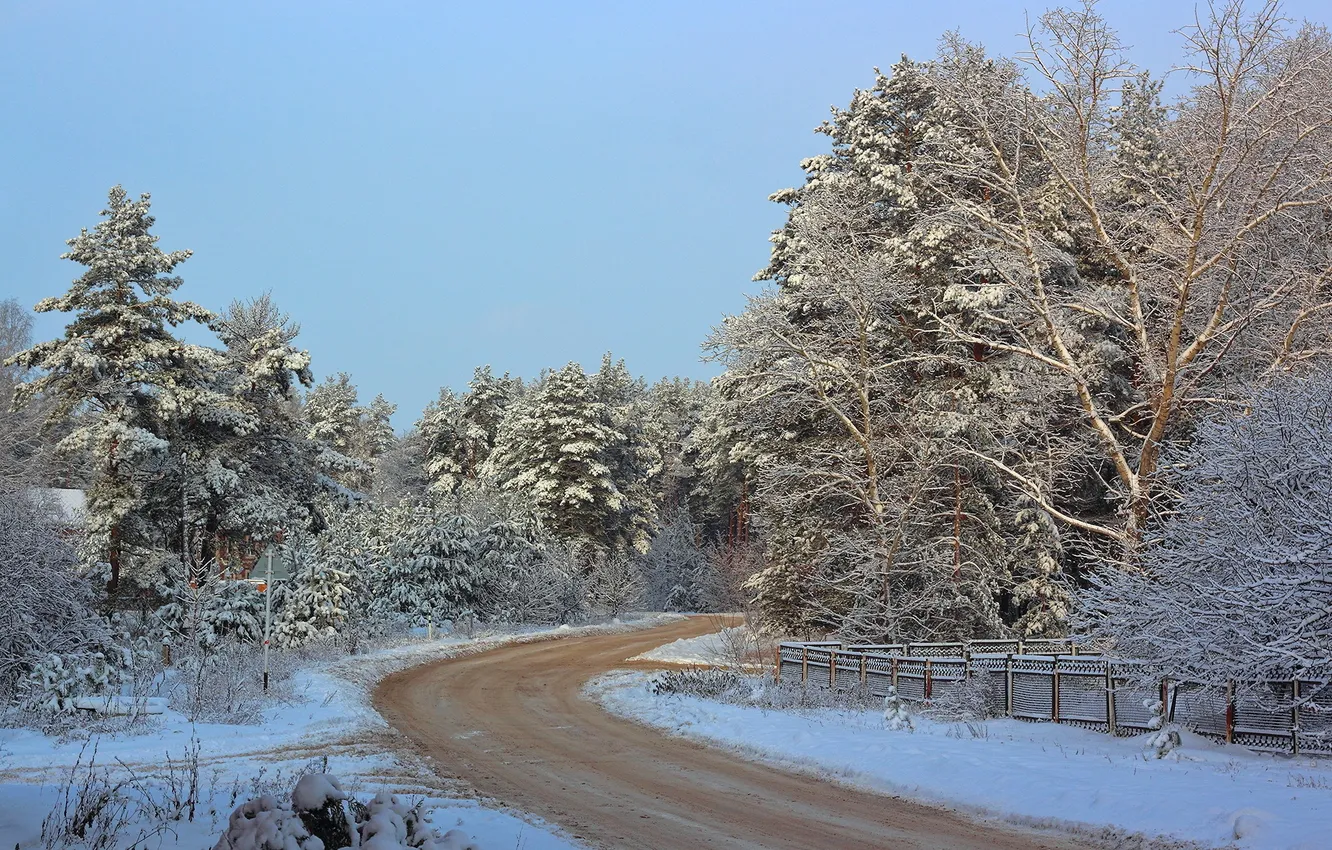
[374, 616, 1082, 850]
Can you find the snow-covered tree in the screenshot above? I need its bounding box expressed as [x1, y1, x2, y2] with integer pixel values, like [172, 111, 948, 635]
[373, 508, 481, 626]
[486, 363, 629, 553]
[0, 490, 110, 701]
[1078, 376, 1332, 697]
[172, 295, 325, 578]
[305, 373, 373, 493]
[640, 513, 715, 612]
[273, 536, 357, 647]
[586, 551, 643, 617]
[7, 187, 222, 590]
[912, 6, 1332, 544]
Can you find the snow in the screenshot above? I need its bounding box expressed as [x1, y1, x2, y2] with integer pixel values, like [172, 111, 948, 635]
[291, 773, 347, 811]
[629, 626, 741, 665]
[0, 615, 681, 849]
[588, 670, 1332, 850]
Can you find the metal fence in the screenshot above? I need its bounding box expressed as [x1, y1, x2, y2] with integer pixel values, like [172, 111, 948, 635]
[776, 639, 1332, 755]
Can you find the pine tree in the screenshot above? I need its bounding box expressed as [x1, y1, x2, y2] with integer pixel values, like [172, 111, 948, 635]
[7, 187, 220, 591]
[305, 373, 372, 493]
[418, 387, 466, 495]
[172, 295, 324, 579]
[486, 363, 626, 553]
[373, 508, 480, 626]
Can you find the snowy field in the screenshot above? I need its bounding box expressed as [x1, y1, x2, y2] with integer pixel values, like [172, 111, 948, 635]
[1, 616, 679, 849]
[588, 669, 1332, 850]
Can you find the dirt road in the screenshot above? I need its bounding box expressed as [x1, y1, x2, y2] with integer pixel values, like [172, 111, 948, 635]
[374, 616, 1081, 850]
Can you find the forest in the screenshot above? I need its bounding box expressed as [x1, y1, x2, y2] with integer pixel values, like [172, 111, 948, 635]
[3, 0, 1331, 723]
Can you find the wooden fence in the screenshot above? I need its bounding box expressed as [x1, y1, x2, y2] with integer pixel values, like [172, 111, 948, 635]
[776, 640, 1332, 755]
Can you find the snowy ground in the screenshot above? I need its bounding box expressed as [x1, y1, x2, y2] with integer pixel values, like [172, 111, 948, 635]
[0, 616, 679, 850]
[629, 625, 742, 665]
[587, 669, 1332, 850]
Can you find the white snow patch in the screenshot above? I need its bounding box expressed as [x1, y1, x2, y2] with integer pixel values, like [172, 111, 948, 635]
[630, 626, 742, 666]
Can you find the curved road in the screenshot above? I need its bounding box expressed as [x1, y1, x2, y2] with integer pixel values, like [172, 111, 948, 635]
[374, 617, 1081, 850]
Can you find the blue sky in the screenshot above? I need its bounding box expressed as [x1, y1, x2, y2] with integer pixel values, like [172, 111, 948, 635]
[2, 0, 1324, 427]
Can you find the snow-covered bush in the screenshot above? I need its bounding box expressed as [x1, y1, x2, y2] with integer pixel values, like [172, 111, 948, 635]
[0, 489, 112, 704]
[639, 513, 716, 612]
[585, 552, 643, 618]
[154, 563, 265, 650]
[925, 675, 995, 723]
[167, 638, 291, 724]
[883, 686, 914, 731]
[1141, 698, 1182, 758]
[1078, 376, 1332, 699]
[214, 773, 481, 850]
[21, 650, 121, 714]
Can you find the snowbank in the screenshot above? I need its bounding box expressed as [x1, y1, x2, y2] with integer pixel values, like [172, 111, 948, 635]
[629, 626, 741, 665]
[588, 670, 1332, 850]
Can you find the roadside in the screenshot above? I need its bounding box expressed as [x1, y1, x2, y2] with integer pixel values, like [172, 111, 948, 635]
[588, 667, 1332, 850]
[1, 614, 682, 849]
[374, 614, 1084, 850]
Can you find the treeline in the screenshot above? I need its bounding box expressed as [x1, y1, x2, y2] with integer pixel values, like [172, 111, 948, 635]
[0, 189, 750, 714]
[704, 2, 1332, 645]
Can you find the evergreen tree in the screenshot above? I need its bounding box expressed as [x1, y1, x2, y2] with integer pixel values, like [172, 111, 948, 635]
[7, 187, 220, 591]
[304, 373, 372, 493]
[373, 508, 480, 626]
[486, 363, 627, 553]
[273, 537, 356, 647]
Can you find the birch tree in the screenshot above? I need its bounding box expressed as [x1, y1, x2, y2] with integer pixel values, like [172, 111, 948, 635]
[916, 1, 1332, 546]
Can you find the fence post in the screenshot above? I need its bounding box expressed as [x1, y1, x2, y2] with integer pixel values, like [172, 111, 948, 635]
[1225, 680, 1235, 744]
[1005, 654, 1014, 717]
[801, 646, 808, 684]
[1292, 679, 1301, 756]
[1105, 662, 1116, 735]
[773, 647, 780, 683]
[830, 652, 837, 689]
[860, 654, 867, 686]
[891, 657, 899, 691]
[1052, 660, 1061, 723]
[925, 658, 933, 700]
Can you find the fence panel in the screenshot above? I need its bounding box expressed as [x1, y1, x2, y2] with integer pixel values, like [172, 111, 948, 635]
[832, 650, 864, 691]
[969, 654, 1010, 715]
[863, 653, 895, 698]
[1011, 656, 1056, 721]
[1056, 657, 1109, 729]
[895, 659, 928, 702]
[1299, 682, 1332, 754]
[1172, 682, 1228, 741]
[905, 642, 965, 658]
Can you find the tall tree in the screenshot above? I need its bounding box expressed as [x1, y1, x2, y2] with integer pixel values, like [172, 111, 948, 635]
[7, 187, 219, 591]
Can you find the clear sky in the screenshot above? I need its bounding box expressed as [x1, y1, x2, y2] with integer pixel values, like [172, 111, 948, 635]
[2, 0, 1324, 427]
